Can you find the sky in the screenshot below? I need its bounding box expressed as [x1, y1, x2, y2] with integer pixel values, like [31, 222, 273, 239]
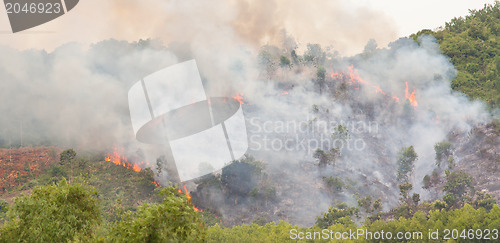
[348, 0, 497, 36]
[0, 0, 496, 55]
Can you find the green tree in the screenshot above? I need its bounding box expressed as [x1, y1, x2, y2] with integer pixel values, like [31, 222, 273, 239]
[315, 203, 358, 229]
[109, 186, 206, 242]
[396, 146, 418, 182]
[434, 141, 453, 167]
[316, 66, 326, 94]
[357, 196, 373, 213]
[443, 171, 474, 207]
[59, 148, 76, 165]
[332, 124, 349, 140]
[398, 182, 413, 201]
[324, 176, 344, 192]
[411, 2, 500, 109]
[473, 191, 497, 210]
[279, 55, 291, 69]
[0, 178, 100, 242]
[221, 157, 263, 197]
[373, 198, 382, 212]
[313, 148, 339, 167]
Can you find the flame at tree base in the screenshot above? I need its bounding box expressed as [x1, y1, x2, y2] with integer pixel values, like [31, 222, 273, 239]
[179, 185, 202, 212]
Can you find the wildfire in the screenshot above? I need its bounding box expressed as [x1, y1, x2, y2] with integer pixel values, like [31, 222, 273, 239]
[233, 93, 244, 104]
[104, 148, 142, 172]
[179, 184, 202, 212]
[331, 65, 419, 107]
[330, 72, 340, 79]
[281, 91, 289, 95]
[104, 147, 161, 188]
[405, 82, 418, 107]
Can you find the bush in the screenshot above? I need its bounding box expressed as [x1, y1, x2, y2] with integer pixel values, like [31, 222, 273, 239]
[0, 178, 100, 242]
[59, 148, 76, 165]
[109, 187, 206, 242]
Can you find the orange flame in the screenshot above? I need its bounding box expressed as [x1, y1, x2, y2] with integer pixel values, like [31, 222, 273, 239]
[233, 93, 244, 104]
[405, 82, 418, 107]
[331, 66, 419, 107]
[104, 147, 142, 172]
[183, 185, 191, 201]
[105, 147, 162, 187]
[179, 184, 202, 212]
[281, 91, 289, 95]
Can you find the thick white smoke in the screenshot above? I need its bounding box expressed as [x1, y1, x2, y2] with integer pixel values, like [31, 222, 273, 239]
[0, 0, 492, 226]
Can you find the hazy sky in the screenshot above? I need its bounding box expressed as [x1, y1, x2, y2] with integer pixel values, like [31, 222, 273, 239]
[350, 0, 497, 36]
[0, 0, 496, 54]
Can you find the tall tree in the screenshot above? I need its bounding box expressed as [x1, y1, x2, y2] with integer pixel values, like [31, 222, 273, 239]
[397, 146, 418, 182]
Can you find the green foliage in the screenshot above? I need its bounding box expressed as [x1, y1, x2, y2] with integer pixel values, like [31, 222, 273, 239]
[398, 182, 413, 200]
[423, 174, 432, 189]
[314, 148, 339, 167]
[434, 141, 453, 166]
[332, 124, 349, 140]
[373, 199, 382, 212]
[443, 171, 474, 208]
[279, 55, 291, 68]
[411, 2, 500, 109]
[324, 176, 344, 192]
[357, 196, 373, 213]
[412, 193, 421, 206]
[393, 203, 413, 219]
[316, 66, 326, 93]
[315, 203, 359, 229]
[396, 146, 418, 182]
[49, 164, 67, 179]
[59, 148, 76, 165]
[0, 178, 100, 242]
[304, 43, 326, 67]
[108, 187, 206, 242]
[0, 200, 7, 214]
[366, 204, 500, 242]
[221, 158, 263, 197]
[444, 171, 474, 197]
[473, 192, 497, 210]
[423, 169, 441, 190]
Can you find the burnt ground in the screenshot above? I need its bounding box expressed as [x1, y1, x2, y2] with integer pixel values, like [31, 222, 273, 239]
[0, 146, 60, 193]
[453, 121, 500, 201]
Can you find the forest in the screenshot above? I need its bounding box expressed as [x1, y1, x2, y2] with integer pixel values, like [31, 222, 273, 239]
[0, 2, 499, 243]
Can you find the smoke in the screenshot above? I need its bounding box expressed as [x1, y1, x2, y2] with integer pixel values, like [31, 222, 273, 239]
[0, 41, 178, 148]
[0, 0, 492, 226]
[0, 0, 397, 56]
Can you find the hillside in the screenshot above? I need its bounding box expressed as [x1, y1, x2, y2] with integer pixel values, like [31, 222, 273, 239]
[412, 2, 500, 109]
[0, 148, 162, 222]
[0, 2, 499, 242]
[0, 147, 60, 192]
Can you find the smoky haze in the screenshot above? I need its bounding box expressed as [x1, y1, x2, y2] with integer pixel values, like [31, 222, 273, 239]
[0, 0, 492, 226]
[0, 0, 397, 56]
